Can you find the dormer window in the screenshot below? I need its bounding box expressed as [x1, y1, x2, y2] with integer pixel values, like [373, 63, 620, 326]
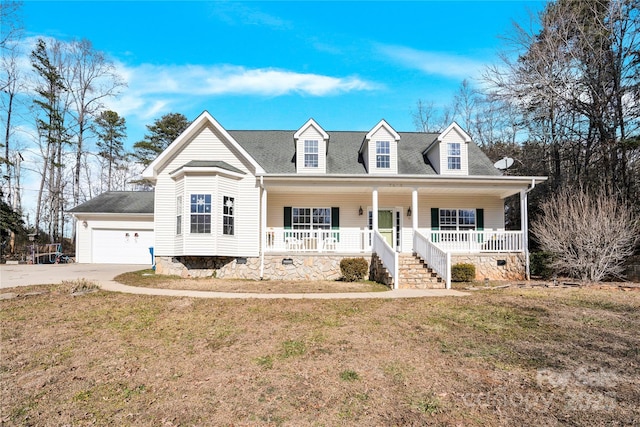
[376, 141, 391, 169]
[304, 140, 319, 168]
[447, 143, 461, 170]
[295, 119, 329, 174]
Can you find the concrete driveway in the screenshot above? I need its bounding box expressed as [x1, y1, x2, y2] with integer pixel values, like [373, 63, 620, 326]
[0, 263, 150, 289]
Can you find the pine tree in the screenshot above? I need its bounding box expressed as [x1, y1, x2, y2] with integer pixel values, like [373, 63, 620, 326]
[95, 110, 126, 191]
[132, 113, 190, 167]
[30, 38, 68, 240]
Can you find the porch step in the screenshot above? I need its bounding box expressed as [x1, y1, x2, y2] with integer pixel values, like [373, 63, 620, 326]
[397, 253, 444, 290]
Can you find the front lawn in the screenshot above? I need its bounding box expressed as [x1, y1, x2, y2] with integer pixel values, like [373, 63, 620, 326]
[1, 284, 638, 425]
[114, 269, 390, 293]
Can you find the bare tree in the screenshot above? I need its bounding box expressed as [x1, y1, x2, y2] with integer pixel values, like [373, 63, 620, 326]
[411, 99, 452, 133]
[1, 49, 20, 188]
[452, 79, 478, 135]
[483, 0, 640, 200]
[531, 186, 640, 282]
[0, 1, 22, 50]
[63, 39, 125, 208]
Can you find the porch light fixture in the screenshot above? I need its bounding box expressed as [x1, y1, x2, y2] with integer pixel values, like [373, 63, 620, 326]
[82, 220, 88, 228]
[359, 206, 363, 216]
[407, 207, 412, 217]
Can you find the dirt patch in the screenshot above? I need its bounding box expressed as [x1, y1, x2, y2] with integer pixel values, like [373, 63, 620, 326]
[1, 284, 639, 425]
[114, 269, 390, 293]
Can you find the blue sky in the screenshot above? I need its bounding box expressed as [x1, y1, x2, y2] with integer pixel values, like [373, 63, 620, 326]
[20, 0, 545, 148]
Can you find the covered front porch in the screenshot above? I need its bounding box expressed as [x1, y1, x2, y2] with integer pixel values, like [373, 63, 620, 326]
[264, 228, 524, 254]
[258, 176, 540, 288]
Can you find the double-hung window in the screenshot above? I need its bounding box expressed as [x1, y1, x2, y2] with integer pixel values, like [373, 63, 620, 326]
[304, 139, 318, 168]
[223, 196, 234, 235]
[376, 140, 390, 169]
[190, 194, 211, 233]
[292, 207, 331, 230]
[440, 208, 475, 241]
[447, 142, 461, 170]
[176, 196, 182, 235]
[439, 209, 475, 230]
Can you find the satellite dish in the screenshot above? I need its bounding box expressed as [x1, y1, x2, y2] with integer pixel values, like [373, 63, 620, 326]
[494, 157, 514, 170]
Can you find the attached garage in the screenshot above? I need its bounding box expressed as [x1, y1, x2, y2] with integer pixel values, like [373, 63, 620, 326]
[69, 191, 155, 265]
[91, 229, 154, 264]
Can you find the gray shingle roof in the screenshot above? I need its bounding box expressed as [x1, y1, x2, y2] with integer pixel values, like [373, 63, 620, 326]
[69, 191, 154, 214]
[228, 130, 500, 176]
[170, 160, 245, 175]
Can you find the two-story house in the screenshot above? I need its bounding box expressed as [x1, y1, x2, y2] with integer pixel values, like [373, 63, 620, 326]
[71, 111, 546, 288]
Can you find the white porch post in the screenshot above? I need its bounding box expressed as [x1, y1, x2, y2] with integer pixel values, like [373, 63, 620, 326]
[260, 185, 267, 279]
[520, 190, 530, 280]
[372, 187, 379, 231]
[411, 188, 418, 231]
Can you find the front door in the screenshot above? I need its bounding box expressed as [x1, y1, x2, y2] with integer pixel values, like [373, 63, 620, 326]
[378, 210, 394, 248]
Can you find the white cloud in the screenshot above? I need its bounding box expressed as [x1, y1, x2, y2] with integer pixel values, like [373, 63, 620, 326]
[376, 43, 487, 80]
[118, 62, 377, 96]
[107, 61, 379, 122]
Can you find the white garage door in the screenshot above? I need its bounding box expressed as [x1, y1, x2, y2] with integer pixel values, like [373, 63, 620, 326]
[92, 229, 155, 264]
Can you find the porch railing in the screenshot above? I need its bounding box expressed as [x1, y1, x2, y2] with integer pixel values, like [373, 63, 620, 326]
[414, 230, 451, 289]
[265, 229, 372, 253]
[373, 230, 398, 289]
[426, 230, 524, 253]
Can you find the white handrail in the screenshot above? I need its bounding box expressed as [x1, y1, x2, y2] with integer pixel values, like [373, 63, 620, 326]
[414, 230, 451, 289]
[372, 230, 399, 289]
[424, 230, 524, 253]
[265, 229, 372, 253]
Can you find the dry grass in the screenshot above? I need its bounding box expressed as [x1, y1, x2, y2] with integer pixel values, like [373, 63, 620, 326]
[1, 284, 639, 426]
[114, 269, 390, 293]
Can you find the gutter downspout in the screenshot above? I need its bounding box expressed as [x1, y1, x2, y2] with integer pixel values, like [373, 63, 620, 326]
[259, 176, 266, 280]
[521, 178, 537, 280]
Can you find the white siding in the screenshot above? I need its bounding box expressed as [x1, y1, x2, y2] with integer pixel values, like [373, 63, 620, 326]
[174, 179, 184, 256]
[438, 128, 469, 175]
[216, 177, 239, 254]
[420, 194, 505, 230]
[367, 127, 398, 174]
[183, 175, 218, 255]
[154, 124, 260, 258]
[73, 215, 154, 264]
[296, 126, 327, 174]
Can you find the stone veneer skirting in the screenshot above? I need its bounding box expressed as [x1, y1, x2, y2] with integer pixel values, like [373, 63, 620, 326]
[451, 253, 526, 281]
[155, 252, 526, 282]
[154, 255, 369, 281]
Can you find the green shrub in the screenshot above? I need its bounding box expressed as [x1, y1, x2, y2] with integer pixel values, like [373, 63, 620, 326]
[340, 257, 369, 282]
[451, 263, 475, 282]
[530, 251, 554, 279]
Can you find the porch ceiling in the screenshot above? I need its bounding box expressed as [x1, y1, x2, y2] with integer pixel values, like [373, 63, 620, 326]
[261, 175, 544, 199]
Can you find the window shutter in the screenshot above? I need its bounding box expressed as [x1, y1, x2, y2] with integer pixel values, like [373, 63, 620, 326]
[476, 208, 484, 243]
[431, 208, 439, 243]
[431, 208, 439, 230]
[331, 207, 340, 230]
[284, 207, 292, 230]
[331, 207, 340, 241]
[476, 209, 484, 230]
